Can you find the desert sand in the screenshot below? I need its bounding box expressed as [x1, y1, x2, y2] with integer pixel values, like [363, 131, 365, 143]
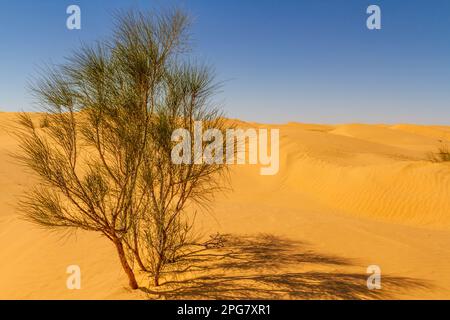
[1, 112, 450, 299]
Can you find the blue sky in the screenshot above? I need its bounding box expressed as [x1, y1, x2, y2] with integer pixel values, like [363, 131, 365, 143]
[0, 0, 449, 124]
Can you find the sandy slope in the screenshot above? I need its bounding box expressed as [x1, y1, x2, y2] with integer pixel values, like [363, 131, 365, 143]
[1, 112, 450, 299]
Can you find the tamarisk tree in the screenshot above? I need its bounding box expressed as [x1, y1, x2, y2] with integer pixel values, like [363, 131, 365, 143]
[17, 9, 228, 289]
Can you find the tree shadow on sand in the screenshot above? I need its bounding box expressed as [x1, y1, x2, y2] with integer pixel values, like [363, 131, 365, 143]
[141, 234, 431, 299]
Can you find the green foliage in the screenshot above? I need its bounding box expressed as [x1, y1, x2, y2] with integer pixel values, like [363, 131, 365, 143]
[16, 8, 228, 289]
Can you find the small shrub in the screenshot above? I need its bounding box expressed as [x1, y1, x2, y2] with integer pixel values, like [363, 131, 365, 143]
[428, 144, 450, 162]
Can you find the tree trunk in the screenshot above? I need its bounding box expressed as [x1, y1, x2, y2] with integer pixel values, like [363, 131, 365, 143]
[132, 234, 149, 272]
[134, 250, 149, 272]
[154, 257, 162, 287]
[114, 239, 139, 290]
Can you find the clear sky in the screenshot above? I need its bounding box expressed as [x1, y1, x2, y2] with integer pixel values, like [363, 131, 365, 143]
[0, 0, 449, 124]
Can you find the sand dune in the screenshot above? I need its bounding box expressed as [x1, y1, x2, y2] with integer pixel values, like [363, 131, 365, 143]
[1, 112, 450, 299]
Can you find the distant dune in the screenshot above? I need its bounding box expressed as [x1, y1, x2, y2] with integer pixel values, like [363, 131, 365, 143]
[1, 112, 450, 299]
